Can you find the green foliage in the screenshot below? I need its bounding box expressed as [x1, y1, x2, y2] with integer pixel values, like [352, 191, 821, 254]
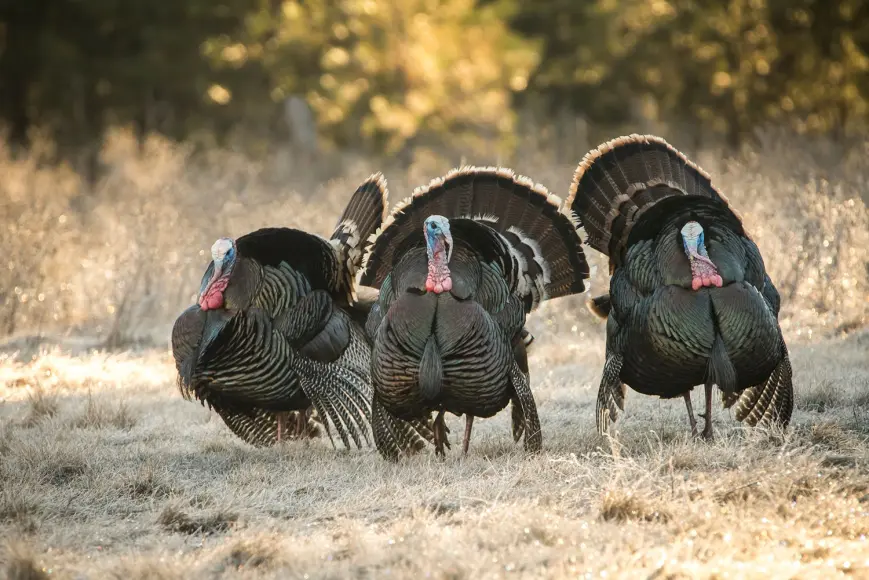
[2, 0, 869, 171]
[227, 0, 539, 155]
[509, 0, 869, 145]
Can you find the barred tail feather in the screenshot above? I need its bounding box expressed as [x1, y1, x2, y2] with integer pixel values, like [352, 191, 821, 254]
[728, 343, 794, 428]
[510, 362, 542, 453]
[567, 134, 736, 264]
[331, 173, 389, 283]
[294, 356, 373, 450]
[371, 397, 435, 461]
[214, 407, 321, 447]
[596, 353, 626, 435]
[361, 166, 588, 306]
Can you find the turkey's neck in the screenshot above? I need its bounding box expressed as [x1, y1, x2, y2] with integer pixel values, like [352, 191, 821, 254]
[425, 238, 453, 294]
[687, 246, 722, 291]
[199, 260, 234, 310]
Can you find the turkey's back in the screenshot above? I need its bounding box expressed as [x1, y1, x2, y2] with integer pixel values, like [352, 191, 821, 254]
[369, 245, 520, 421]
[612, 203, 784, 398]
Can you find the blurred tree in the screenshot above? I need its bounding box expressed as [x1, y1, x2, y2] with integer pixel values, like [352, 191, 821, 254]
[505, 0, 869, 147]
[3, 0, 869, 178]
[217, 0, 540, 157]
[0, 0, 262, 182]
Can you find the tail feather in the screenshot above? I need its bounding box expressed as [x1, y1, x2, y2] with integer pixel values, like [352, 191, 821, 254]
[567, 134, 737, 265]
[294, 355, 373, 450]
[729, 343, 794, 428]
[331, 173, 389, 284]
[706, 333, 738, 394]
[214, 407, 321, 447]
[361, 166, 589, 308]
[586, 294, 612, 319]
[371, 397, 435, 461]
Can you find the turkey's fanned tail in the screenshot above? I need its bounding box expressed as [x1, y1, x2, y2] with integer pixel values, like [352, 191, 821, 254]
[361, 166, 589, 309]
[567, 134, 741, 266]
[331, 173, 389, 287]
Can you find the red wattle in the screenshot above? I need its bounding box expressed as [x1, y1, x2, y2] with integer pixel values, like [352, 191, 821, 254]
[199, 276, 229, 311]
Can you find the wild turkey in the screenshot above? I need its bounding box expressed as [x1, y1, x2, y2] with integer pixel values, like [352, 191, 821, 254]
[171, 174, 433, 453]
[360, 167, 590, 459]
[567, 134, 793, 439]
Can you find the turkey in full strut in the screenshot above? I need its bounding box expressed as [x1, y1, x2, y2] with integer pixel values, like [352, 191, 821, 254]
[361, 167, 590, 459]
[567, 134, 793, 439]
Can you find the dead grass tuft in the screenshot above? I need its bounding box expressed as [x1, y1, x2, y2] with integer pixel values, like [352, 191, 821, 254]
[104, 560, 186, 580]
[0, 490, 37, 533]
[0, 543, 48, 580]
[157, 504, 237, 535]
[599, 490, 671, 523]
[21, 390, 58, 427]
[43, 458, 87, 486]
[810, 421, 859, 450]
[798, 379, 847, 413]
[121, 465, 175, 500]
[218, 536, 280, 573]
[69, 395, 136, 430]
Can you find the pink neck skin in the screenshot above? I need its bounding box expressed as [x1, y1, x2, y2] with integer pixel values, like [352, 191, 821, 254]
[199, 275, 229, 310]
[425, 240, 453, 294]
[688, 252, 723, 291]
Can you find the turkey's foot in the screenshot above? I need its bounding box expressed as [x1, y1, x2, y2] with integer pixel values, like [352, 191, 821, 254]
[433, 410, 451, 458]
[462, 415, 475, 455]
[682, 393, 699, 438]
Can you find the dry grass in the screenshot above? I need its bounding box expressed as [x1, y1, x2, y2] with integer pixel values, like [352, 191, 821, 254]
[1, 129, 868, 347]
[0, 331, 867, 579]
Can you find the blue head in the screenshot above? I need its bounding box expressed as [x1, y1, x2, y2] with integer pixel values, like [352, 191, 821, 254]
[680, 221, 707, 257]
[424, 215, 454, 294]
[424, 215, 453, 262]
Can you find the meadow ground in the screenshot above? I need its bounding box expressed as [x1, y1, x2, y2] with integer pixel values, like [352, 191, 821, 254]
[1, 323, 868, 580]
[1, 131, 869, 578]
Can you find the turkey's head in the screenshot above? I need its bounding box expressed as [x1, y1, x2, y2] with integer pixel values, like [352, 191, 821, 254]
[680, 221, 723, 291]
[198, 237, 237, 310]
[424, 215, 453, 294]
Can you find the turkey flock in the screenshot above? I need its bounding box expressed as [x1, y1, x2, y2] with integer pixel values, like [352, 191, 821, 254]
[172, 134, 794, 460]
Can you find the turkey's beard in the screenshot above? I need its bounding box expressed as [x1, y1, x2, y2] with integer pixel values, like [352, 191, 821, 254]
[688, 251, 723, 291]
[425, 238, 453, 294]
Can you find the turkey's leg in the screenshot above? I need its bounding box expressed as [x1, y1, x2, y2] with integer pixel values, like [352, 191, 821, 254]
[462, 415, 474, 455]
[293, 411, 307, 439]
[276, 412, 288, 443]
[683, 393, 699, 437]
[701, 383, 715, 440]
[433, 409, 450, 458]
